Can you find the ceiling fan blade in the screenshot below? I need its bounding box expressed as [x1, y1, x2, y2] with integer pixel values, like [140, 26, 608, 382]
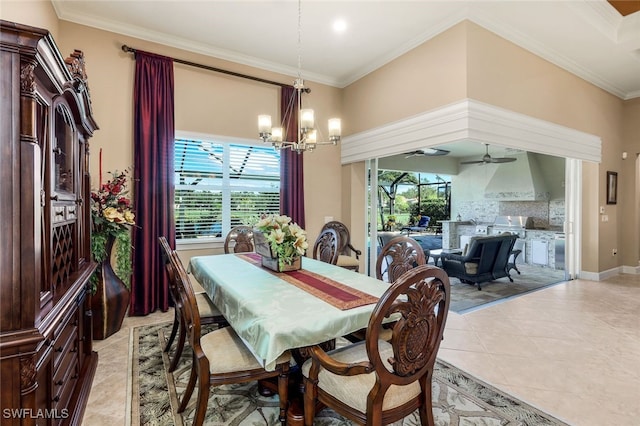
[426, 148, 450, 156]
[490, 157, 517, 163]
[461, 144, 517, 165]
[404, 148, 450, 158]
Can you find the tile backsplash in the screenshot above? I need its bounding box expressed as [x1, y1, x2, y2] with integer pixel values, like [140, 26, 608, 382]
[457, 200, 565, 228]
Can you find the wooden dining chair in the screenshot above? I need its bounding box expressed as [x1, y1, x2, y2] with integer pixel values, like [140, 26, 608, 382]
[347, 236, 427, 343]
[376, 235, 427, 283]
[158, 236, 228, 372]
[302, 264, 450, 426]
[167, 249, 291, 426]
[223, 225, 255, 253]
[312, 228, 340, 265]
[320, 221, 362, 272]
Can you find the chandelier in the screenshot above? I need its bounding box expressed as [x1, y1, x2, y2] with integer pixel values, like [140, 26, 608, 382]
[258, 0, 341, 153]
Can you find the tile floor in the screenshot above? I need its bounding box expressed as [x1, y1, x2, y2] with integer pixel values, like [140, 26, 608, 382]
[82, 273, 640, 426]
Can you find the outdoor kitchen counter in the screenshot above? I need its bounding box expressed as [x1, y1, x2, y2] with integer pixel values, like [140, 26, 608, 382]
[439, 220, 474, 249]
[441, 222, 564, 269]
[523, 229, 564, 269]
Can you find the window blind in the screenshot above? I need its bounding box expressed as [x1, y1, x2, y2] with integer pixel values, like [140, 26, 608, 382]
[174, 138, 280, 241]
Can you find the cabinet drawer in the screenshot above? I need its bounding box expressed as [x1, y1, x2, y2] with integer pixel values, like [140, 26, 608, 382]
[52, 354, 79, 413]
[52, 205, 66, 223]
[53, 322, 78, 371]
[65, 205, 78, 220]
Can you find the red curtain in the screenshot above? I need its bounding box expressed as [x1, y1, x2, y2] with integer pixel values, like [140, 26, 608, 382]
[279, 85, 306, 228]
[130, 51, 175, 316]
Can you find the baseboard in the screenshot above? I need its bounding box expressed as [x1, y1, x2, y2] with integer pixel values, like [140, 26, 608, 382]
[580, 265, 639, 281]
[622, 264, 640, 274]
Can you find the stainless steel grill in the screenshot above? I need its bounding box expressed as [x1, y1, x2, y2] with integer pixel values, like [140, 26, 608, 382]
[489, 215, 534, 238]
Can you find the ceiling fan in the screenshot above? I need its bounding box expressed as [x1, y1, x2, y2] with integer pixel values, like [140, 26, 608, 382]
[404, 148, 450, 158]
[460, 144, 517, 165]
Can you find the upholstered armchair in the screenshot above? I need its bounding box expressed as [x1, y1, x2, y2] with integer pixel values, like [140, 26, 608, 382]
[439, 234, 518, 290]
[321, 221, 362, 272]
[302, 265, 450, 426]
[312, 228, 340, 265]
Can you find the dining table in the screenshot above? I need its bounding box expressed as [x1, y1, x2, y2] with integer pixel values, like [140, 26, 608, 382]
[188, 252, 390, 371]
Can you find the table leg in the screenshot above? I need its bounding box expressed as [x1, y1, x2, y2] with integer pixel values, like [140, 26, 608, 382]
[258, 380, 276, 397]
[287, 397, 305, 426]
[287, 340, 336, 425]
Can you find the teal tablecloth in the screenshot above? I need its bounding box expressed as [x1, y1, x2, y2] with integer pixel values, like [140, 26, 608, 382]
[189, 254, 388, 370]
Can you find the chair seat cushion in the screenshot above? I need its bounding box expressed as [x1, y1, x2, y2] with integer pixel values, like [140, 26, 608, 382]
[301, 340, 421, 412]
[201, 327, 290, 374]
[464, 262, 478, 274]
[195, 293, 223, 317]
[337, 255, 359, 267]
[191, 279, 207, 294]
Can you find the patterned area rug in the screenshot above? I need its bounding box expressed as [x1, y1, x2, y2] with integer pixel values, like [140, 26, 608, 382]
[130, 322, 568, 426]
[448, 264, 567, 314]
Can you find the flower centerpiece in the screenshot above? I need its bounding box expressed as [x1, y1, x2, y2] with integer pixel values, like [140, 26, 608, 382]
[254, 214, 308, 272]
[90, 169, 136, 290]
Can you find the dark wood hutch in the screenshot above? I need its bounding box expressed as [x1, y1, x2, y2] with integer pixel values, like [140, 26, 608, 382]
[1, 20, 98, 425]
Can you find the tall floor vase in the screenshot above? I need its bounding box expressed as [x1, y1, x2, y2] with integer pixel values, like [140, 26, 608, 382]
[91, 237, 130, 340]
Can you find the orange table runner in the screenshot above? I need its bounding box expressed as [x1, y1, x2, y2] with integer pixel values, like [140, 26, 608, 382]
[237, 253, 378, 310]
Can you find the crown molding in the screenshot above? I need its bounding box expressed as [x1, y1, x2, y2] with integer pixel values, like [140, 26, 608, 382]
[52, 1, 637, 98]
[341, 99, 601, 165]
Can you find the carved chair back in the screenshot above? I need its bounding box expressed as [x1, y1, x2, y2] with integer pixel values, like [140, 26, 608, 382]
[159, 236, 182, 310]
[224, 225, 255, 253]
[168, 244, 289, 426]
[302, 265, 450, 425]
[321, 220, 359, 257]
[312, 228, 340, 265]
[376, 236, 426, 283]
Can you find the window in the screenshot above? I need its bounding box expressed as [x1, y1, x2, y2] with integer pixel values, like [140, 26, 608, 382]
[174, 137, 280, 242]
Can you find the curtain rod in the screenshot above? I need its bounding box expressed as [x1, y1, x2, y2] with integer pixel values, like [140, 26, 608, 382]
[121, 44, 289, 89]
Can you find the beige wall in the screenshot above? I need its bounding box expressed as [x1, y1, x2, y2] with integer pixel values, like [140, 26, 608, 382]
[341, 21, 637, 275]
[5, 4, 638, 276]
[1, 0, 59, 38]
[620, 98, 640, 267]
[342, 22, 469, 134]
[52, 21, 342, 248]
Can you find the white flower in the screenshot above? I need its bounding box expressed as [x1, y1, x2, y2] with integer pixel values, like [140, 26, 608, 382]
[269, 228, 285, 244]
[274, 215, 291, 226]
[256, 217, 273, 229]
[256, 214, 308, 262]
[294, 235, 308, 255]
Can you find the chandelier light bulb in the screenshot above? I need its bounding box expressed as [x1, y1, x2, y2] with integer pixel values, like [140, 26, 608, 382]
[258, 115, 272, 133]
[328, 118, 341, 137]
[306, 129, 317, 145]
[271, 127, 283, 142]
[300, 109, 314, 129]
[256, 0, 341, 153]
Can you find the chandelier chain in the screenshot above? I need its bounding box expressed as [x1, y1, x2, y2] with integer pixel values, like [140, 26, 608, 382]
[297, 0, 302, 81]
[257, 0, 341, 153]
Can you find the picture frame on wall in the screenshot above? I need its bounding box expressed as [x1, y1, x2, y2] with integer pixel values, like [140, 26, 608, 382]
[606, 171, 617, 205]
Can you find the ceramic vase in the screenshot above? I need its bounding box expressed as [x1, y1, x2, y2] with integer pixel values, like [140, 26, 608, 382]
[91, 236, 130, 340]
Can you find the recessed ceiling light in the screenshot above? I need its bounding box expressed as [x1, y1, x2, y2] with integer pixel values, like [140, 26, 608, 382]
[333, 19, 347, 33]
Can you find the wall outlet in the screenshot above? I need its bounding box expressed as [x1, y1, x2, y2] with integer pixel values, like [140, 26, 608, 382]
[612, 249, 617, 256]
[601, 215, 609, 222]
